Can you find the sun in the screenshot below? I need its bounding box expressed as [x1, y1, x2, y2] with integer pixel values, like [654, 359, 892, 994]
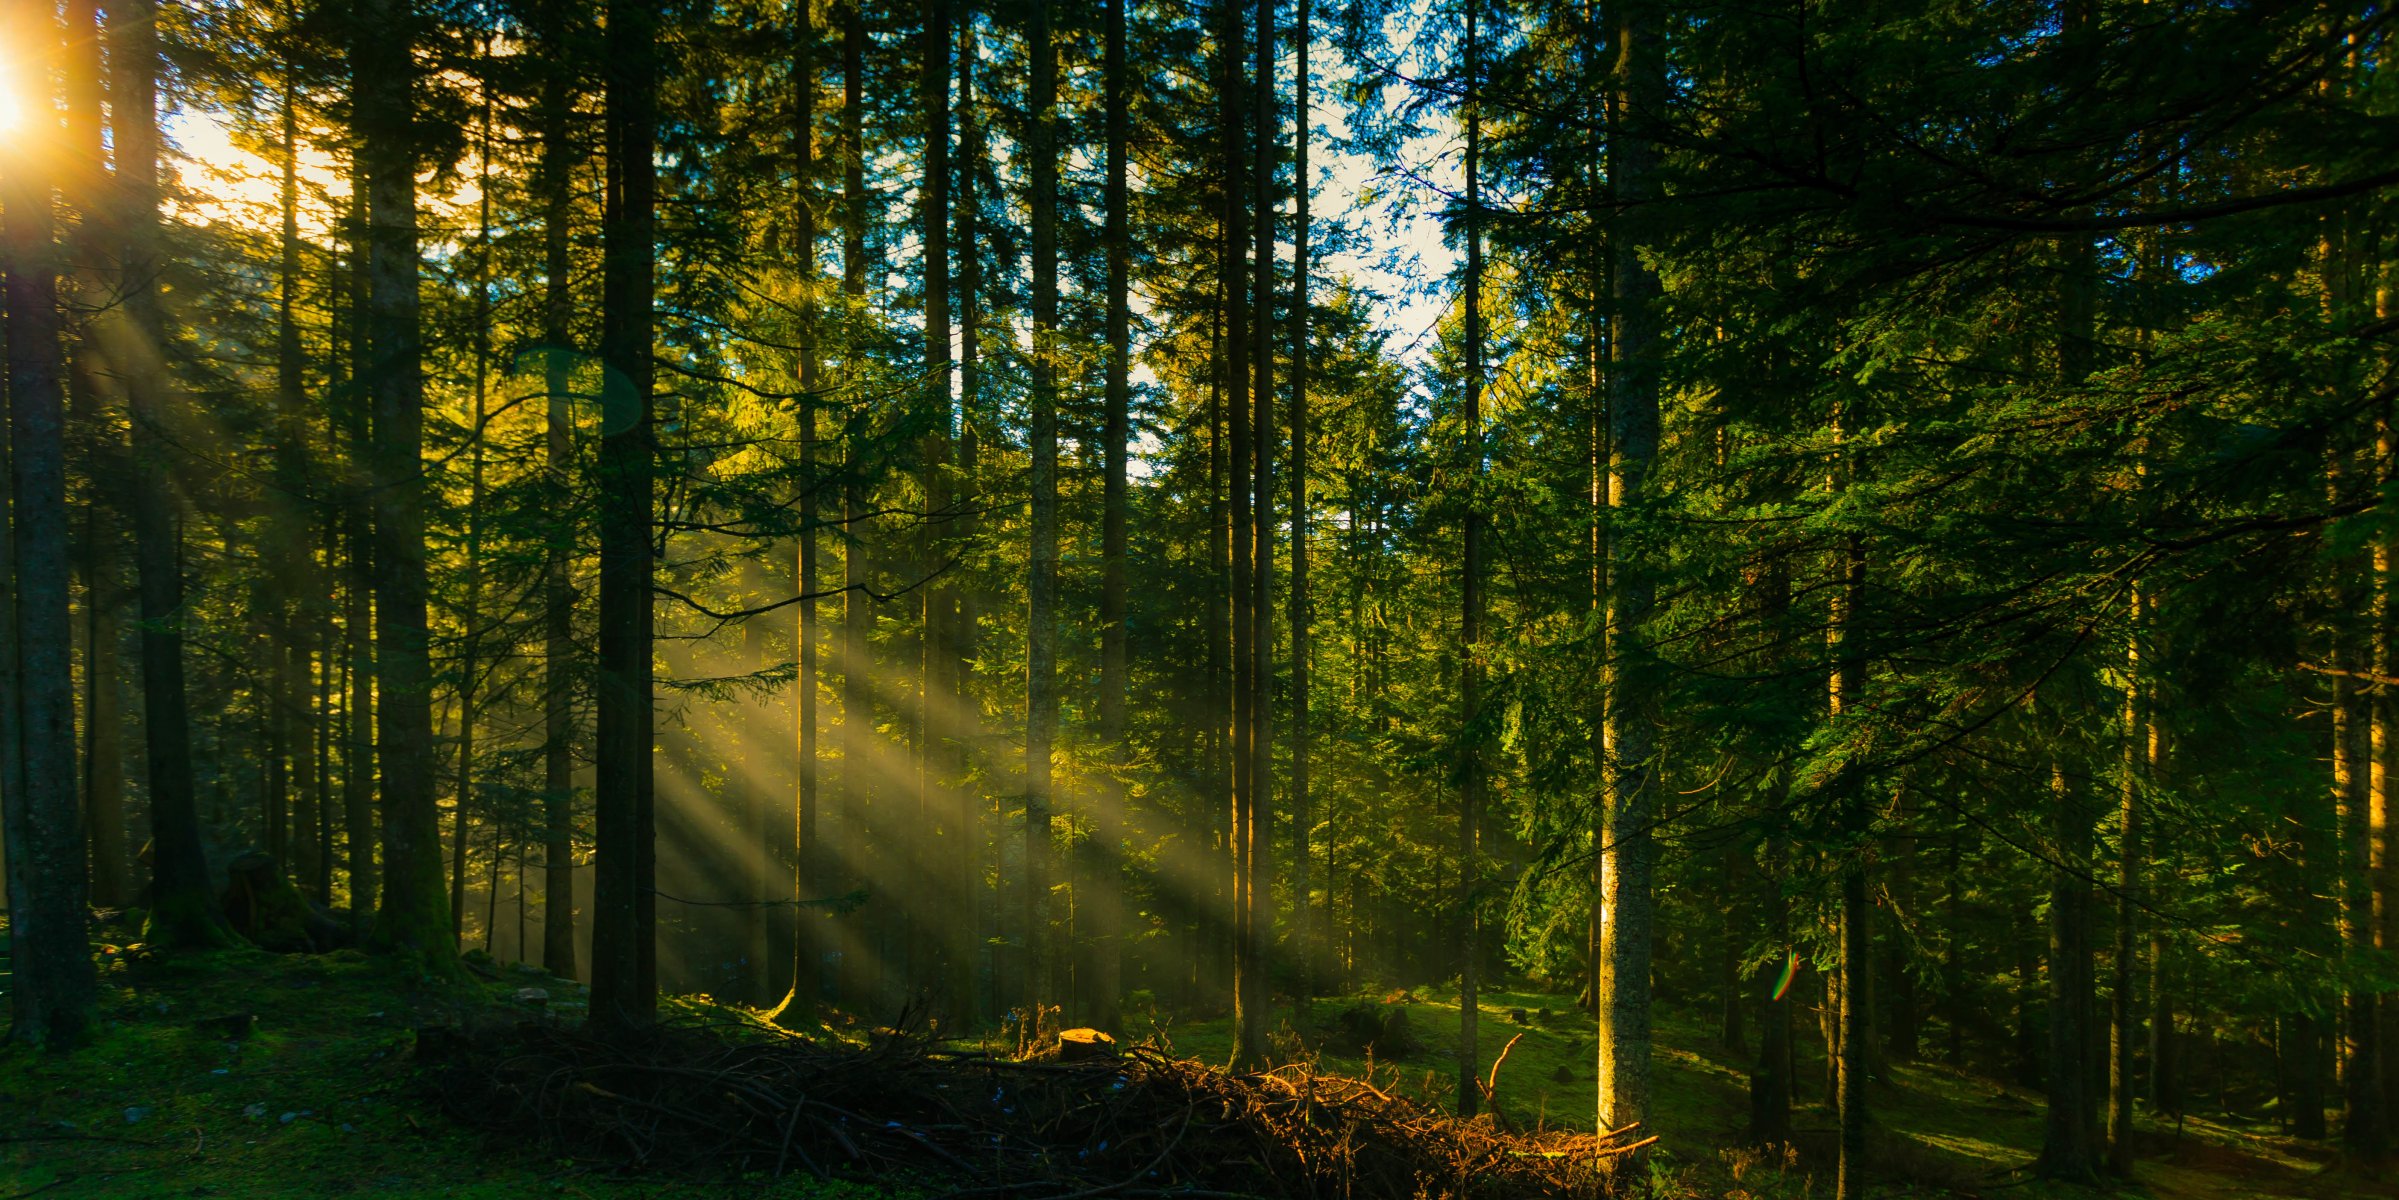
[0, 51, 20, 135]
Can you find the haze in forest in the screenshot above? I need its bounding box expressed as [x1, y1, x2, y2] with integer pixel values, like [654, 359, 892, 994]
[2, 2, 2397, 1199]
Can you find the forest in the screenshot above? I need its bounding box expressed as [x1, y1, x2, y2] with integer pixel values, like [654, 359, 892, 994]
[1, 0, 2396, 1197]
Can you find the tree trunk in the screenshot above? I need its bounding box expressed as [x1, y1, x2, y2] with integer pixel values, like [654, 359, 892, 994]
[537, 0, 581, 981]
[1024, 0, 1060, 1016]
[777, 0, 824, 1019]
[2109, 586, 2146, 1174]
[66, 0, 131, 913]
[1218, 0, 1257, 1036]
[948, 1, 982, 1026]
[340, 178, 378, 931]
[1830, 522, 1868, 1200]
[838, 0, 874, 1014]
[2037, 756, 2101, 1181]
[1749, 825, 1793, 1145]
[115, 0, 235, 953]
[355, 0, 451, 965]
[589, 0, 659, 1031]
[1597, 0, 1663, 1135]
[274, 67, 320, 895]
[1093, 0, 1130, 1037]
[450, 68, 497, 948]
[1288, 0, 1315, 1020]
[3, 2, 98, 1046]
[1231, 0, 1277, 1073]
[1454, 0, 1484, 1117]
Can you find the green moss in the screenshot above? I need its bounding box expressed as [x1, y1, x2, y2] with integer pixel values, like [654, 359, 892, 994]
[5, 962, 2371, 1199]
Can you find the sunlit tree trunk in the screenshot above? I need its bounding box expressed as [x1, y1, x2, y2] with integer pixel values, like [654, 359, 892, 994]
[450, 62, 498, 947]
[1092, 0, 1131, 1036]
[2378, 280, 2399, 1132]
[920, 0, 955, 1020]
[61, 0, 134, 912]
[948, 2, 983, 1025]
[1454, 0, 1483, 1117]
[1830, 525, 1868, 1200]
[3, 0, 98, 1048]
[1025, 0, 1061, 1015]
[112, 0, 236, 953]
[779, 0, 824, 1018]
[536, 0, 581, 982]
[2109, 584, 2147, 1175]
[270, 66, 321, 894]
[1597, 0, 1663, 1137]
[1230, 0, 1277, 1075]
[1218, 0, 1254, 1038]
[589, 0, 659, 1030]
[1287, 0, 1315, 1019]
[354, 0, 451, 964]
[838, 0, 875, 1013]
[339, 178, 378, 931]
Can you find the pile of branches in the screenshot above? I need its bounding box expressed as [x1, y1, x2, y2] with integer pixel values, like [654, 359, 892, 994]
[422, 1017, 1648, 1198]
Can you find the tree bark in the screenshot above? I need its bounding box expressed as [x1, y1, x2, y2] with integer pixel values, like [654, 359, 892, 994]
[838, 0, 874, 1013]
[1454, 0, 1483, 1117]
[1231, 0, 1277, 1072]
[589, 0, 659, 1031]
[355, 0, 451, 965]
[1287, 0, 1315, 1020]
[113, 0, 236, 953]
[948, 1, 983, 1025]
[1597, 0, 1663, 1136]
[1830, 518, 1868, 1200]
[536, 0, 582, 981]
[1093, 0, 1131, 1036]
[2037, 756, 2101, 1180]
[1025, 0, 1061, 1016]
[2109, 586, 2147, 1173]
[3, 0, 98, 1047]
[450, 65, 498, 948]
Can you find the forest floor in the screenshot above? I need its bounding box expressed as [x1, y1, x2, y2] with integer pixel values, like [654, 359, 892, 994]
[0, 946, 2386, 1199]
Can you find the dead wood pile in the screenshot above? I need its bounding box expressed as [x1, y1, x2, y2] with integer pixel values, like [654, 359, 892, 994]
[423, 1019, 1646, 1198]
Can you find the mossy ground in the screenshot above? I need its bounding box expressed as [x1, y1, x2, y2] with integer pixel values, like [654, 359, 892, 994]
[4, 955, 2389, 1199]
[1154, 987, 2395, 1199]
[0, 942, 877, 1199]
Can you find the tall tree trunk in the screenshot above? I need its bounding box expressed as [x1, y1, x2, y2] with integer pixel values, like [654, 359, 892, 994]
[1830, 520, 1868, 1200]
[1025, 0, 1061, 1015]
[1454, 0, 1483, 1118]
[2109, 586, 2147, 1173]
[537, 0, 581, 981]
[1219, 0, 1254, 1035]
[356, 0, 451, 964]
[274, 68, 320, 894]
[3, 0, 98, 1046]
[1203, 265, 1232, 1012]
[1287, 0, 1314, 1018]
[114, 0, 235, 953]
[1597, 0, 1662, 1136]
[589, 0, 659, 1030]
[1749, 824, 1794, 1145]
[2037, 755, 2101, 1179]
[1094, 0, 1131, 1036]
[1231, 0, 1277, 1074]
[948, 4, 984, 1024]
[920, 0, 954, 1021]
[340, 176, 378, 930]
[838, 0, 875, 1014]
[782, 0, 824, 1019]
[450, 65, 497, 947]
[65, 0, 132, 912]
[2378, 279, 2399, 1134]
